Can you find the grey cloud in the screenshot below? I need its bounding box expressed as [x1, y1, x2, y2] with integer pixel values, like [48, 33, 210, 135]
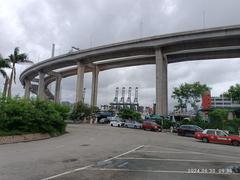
[1, 0, 240, 111]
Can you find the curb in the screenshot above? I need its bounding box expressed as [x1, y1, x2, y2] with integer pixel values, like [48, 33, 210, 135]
[0, 133, 51, 145]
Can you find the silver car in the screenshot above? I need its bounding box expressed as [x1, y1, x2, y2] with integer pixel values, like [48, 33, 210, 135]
[124, 121, 142, 129]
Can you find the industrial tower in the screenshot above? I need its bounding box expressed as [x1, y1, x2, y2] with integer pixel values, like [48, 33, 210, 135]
[110, 87, 139, 111]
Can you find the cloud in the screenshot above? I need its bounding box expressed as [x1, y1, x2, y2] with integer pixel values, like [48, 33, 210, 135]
[1, 0, 240, 111]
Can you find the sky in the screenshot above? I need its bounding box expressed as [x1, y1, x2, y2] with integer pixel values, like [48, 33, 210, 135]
[0, 0, 240, 110]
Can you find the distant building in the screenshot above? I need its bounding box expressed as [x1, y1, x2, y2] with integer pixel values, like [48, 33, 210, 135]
[201, 92, 240, 121]
[202, 91, 212, 110]
[145, 106, 153, 115]
[138, 106, 144, 113]
[202, 90, 240, 109]
[211, 96, 240, 108]
[101, 105, 110, 111]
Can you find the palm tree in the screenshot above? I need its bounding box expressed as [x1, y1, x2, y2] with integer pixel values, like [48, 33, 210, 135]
[0, 55, 11, 97]
[6, 47, 32, 97]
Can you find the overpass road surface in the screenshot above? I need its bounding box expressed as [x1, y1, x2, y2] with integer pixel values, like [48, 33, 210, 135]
[0, 124, 239, 180]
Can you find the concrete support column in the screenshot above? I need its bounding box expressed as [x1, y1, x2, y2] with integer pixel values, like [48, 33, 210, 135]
[75, 62, 85, 102]
[54, 75, 62, 103]
[38, 72, 45, 99]
[91, 66, 99, 107]
[155, 48, 168, 115]
[24, 79, 31, 99]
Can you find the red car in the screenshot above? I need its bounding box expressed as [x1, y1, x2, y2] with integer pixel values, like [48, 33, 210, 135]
[195, 129, 240, 146]
[143, 121, 162, 132]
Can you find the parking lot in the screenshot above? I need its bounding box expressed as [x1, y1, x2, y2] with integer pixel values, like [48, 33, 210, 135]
[0, 124, 240, 180]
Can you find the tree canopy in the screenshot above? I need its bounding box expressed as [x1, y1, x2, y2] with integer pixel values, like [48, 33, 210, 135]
[0, 55, 10, 78]
[172, 82, 210, 112]
[0, 54, 11, 97]
[5, 47, 32, 97]
[69, 102, 92, 122]
[208, 108, 228, 129]
[118, 108, 142, 122]
[224, 84, 240, 102]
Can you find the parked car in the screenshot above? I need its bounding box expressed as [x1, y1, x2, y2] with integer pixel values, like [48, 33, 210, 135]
[99, 118, 109, 124]
[124, 121, 142, 129]
[195, 129, 240, 146]
[177, 125, 203, 137]
[142, 121, 162, 132]
[110, 120, 124, 127]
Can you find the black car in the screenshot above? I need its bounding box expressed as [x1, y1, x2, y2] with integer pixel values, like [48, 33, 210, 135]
[177, 125, 203, 137]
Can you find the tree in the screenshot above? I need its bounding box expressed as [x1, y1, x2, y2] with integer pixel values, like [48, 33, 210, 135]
[5, 47, 32, 97]
[172, 82, 210, 112]
[118, 108, 142, 122]
[69, 102, 92, 122]
[208, 109, 228, 129]
[91, 106, 100, 114]
[224, 84, 240, 102]
[0, 55, 11, 97]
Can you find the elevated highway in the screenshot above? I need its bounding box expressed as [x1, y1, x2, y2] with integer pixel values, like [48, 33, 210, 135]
[20, 25, 240, 115]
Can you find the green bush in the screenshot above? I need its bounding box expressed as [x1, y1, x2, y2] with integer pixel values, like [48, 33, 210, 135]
[224, 118, 240, 134]
[208, 109, 228, 129]
[69, 102, 92, 122]
[0, 97, 69, 136]
[118, 108, 142, 122]
[156, 120, 174, 129]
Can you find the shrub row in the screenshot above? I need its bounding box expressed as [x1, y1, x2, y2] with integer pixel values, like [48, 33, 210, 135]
[0, 97, 70, 136]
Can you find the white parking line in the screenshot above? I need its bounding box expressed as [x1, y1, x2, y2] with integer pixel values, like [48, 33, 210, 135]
[142, 145, 238, 159]
[40, 145, 144, 180]
[40, 165, 93, 180]
[201, 152, 239, 159]
[116, 157, 240, 163]
[118, 162, 129, 168]
[103, 145, 144, 162]
[88, 168, 238, 175]
[136, 150, 202, 154]
[142, 146, 200, 153]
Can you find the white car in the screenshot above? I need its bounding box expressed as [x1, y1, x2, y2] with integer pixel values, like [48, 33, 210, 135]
[110, 120, 124, 127]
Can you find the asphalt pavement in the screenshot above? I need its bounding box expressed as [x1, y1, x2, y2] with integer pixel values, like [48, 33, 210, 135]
[0, 124, 239, 180]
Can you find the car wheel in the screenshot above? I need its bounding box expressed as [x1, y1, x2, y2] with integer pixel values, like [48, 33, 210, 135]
[232, 140, 240, 146]
[118, 124, 120, 127]
[134, 125, 137, 129]
[111, 124, 113, 126]
[202, 137, 209, 143]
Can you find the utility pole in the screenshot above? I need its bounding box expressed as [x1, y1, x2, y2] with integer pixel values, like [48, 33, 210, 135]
[51, 43, 55, 58]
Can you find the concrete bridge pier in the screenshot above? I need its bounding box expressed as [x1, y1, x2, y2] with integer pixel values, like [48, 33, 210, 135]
[54, 75, 62, 103]
[75, 62, 85, 102]
[38, 72, 45, 99]
[91, 66, 99, 107]
[24, 79, 31, 99]
[155, 48, 168, 116]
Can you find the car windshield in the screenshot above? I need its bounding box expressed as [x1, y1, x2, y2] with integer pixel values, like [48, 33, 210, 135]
[194, 126, 203, 131]
[216, 130, 228, 136]
[151, 122, 158, 126]
[202, 129, 208, 134]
